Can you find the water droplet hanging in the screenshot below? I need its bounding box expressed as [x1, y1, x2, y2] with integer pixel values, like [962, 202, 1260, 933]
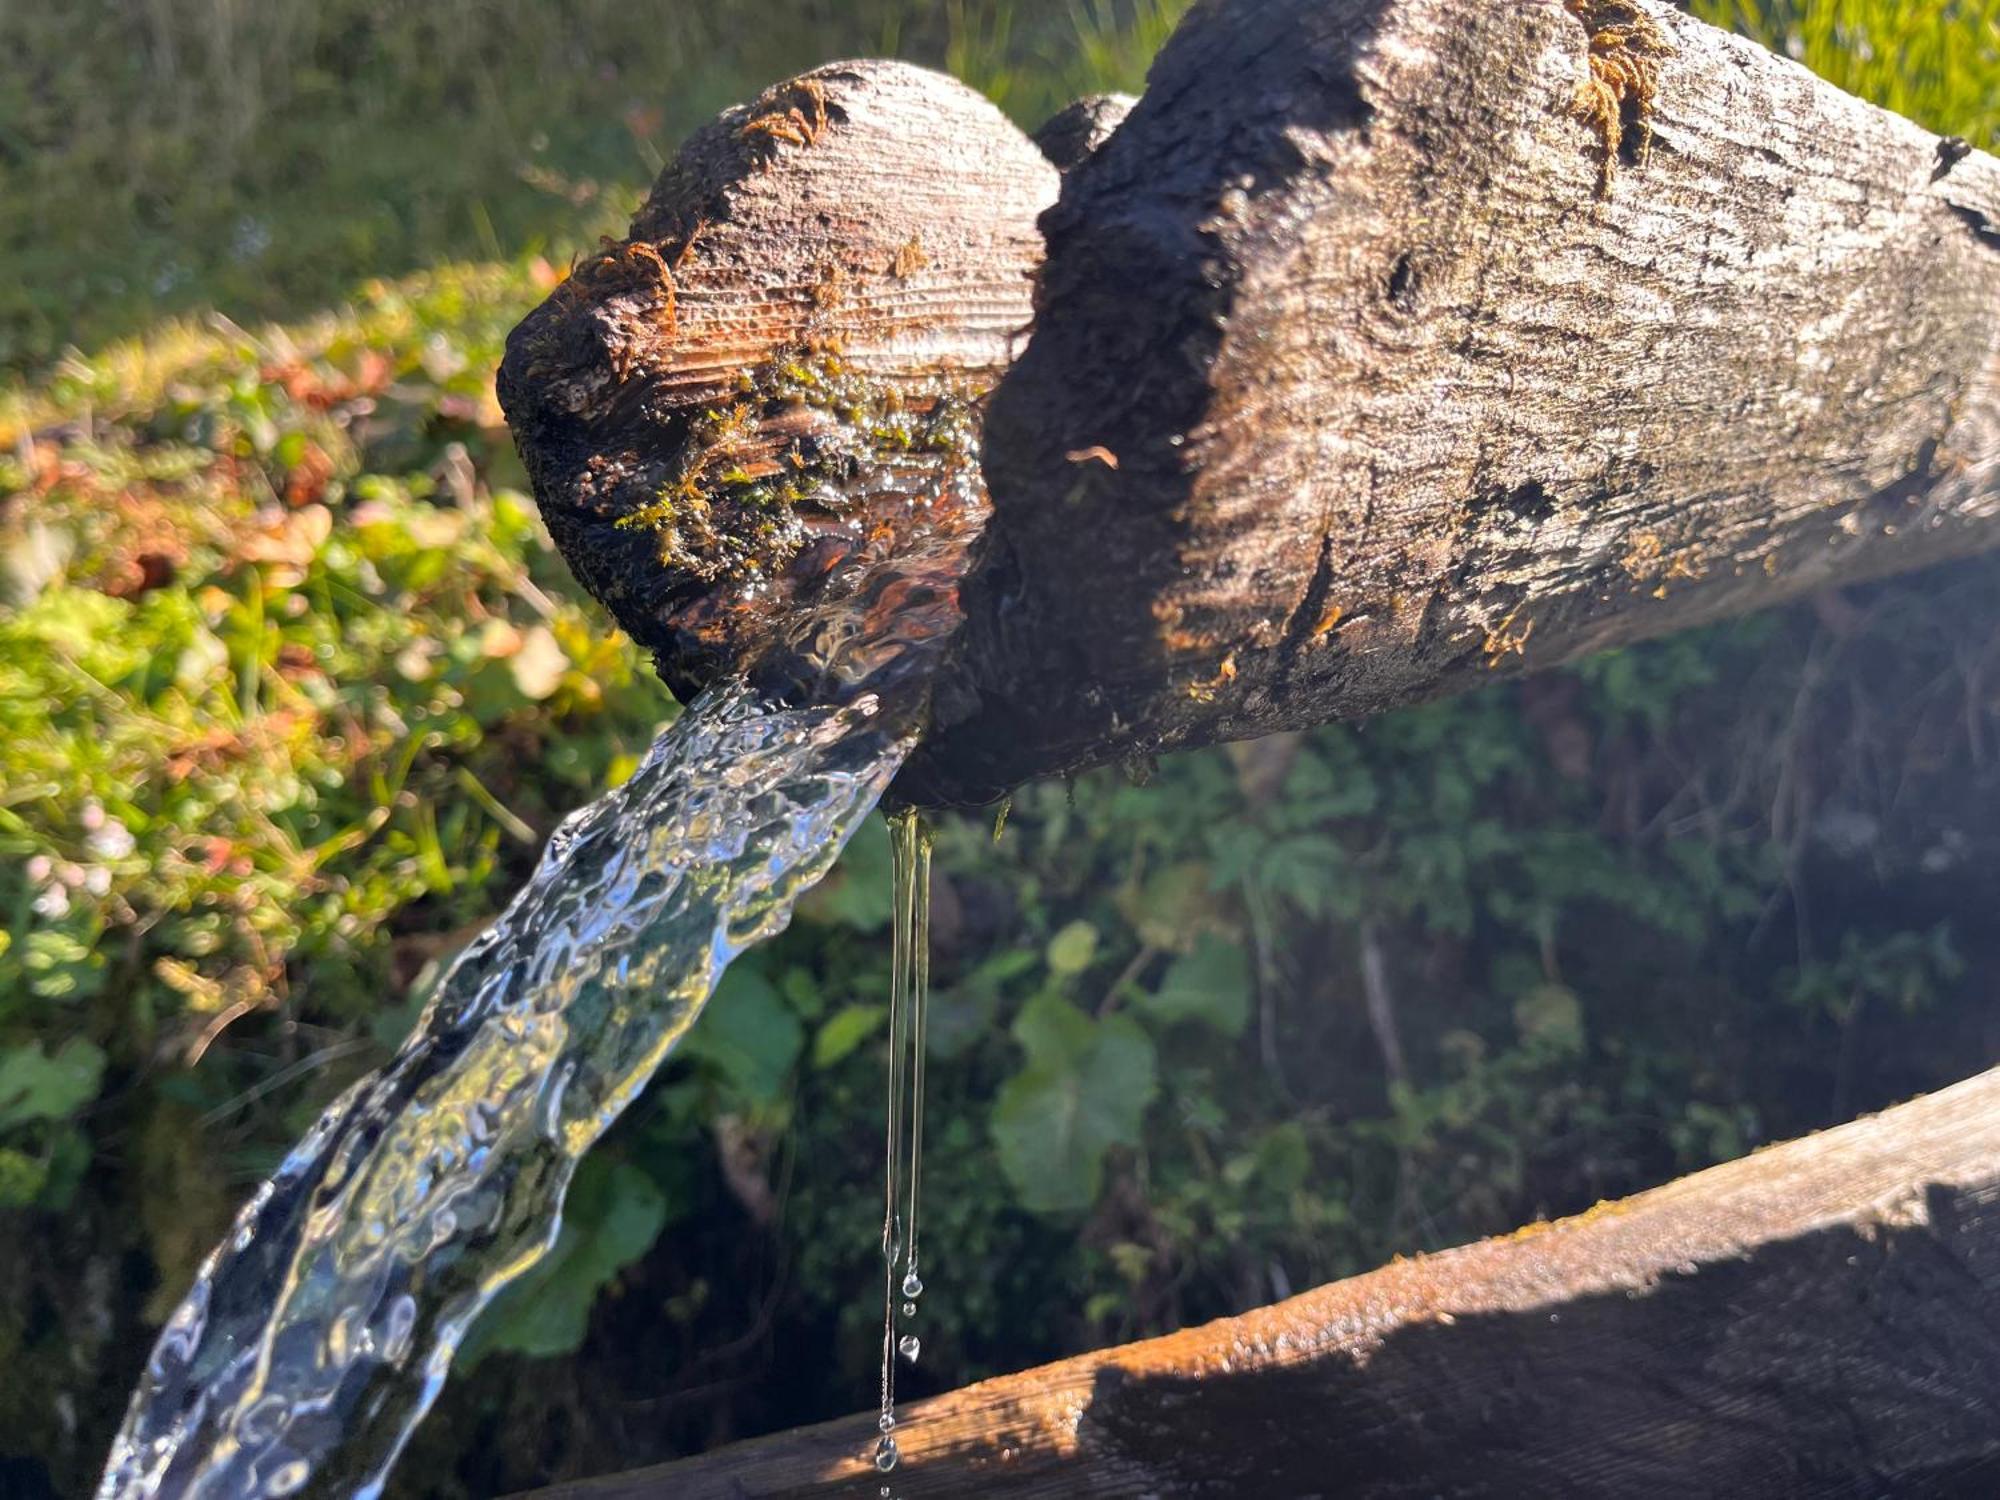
[875, 811, 933, 1488]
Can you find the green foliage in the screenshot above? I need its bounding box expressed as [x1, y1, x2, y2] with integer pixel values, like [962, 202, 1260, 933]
[1044, 919, 1101, 977]
[682, 968, 807, 1107]
[810, 1003, 888, 1069]
[1785, 925, 1963, 1025]
[1689, 0, 2000, 146]
[1139, 936, 1250, 1036]
[0, 1039, 105, 1132]
[468, 1159, 673, 1362]
[0, 1038, 105, 1208]
[992, 994, 1158, 1213]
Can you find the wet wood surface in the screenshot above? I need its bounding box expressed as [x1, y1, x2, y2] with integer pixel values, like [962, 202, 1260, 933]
[497, 60, 1058, 699]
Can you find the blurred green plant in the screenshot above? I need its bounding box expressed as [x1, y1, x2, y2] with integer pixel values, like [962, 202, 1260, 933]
[1690, 0, 2000, 144]
[0, 260, 683, 1476]
[0, 0, 1188, 377]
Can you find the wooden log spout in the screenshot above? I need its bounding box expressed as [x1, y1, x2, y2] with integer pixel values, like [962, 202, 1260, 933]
[518, 1064, 2000, 1498]
[499, 1, 2000, 801]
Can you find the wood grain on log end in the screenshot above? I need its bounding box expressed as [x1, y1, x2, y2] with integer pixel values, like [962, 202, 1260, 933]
[516, 1064, 2000, 1498]
[903, 0, 2000, 804]
[497, 61, 1057, 698]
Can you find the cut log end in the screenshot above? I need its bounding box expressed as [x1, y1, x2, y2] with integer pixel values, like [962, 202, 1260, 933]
[497, 60, 1058, 699]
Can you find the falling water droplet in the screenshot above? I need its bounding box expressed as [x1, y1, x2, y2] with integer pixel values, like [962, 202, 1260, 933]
[901, 1271, 924, 1300]
[898, 1334, 921, 1362]
[879, 815, 916, 1460]
[902, 1301, 917, 1318]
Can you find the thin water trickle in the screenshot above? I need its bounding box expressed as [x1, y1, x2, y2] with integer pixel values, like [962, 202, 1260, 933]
[878, 812, 915, 1458]
[904, 826, 932, 1294]
[876, 811, 934, 1486]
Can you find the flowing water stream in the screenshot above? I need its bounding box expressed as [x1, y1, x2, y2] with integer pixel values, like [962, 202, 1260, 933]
[100, 335, 987, 1497]
[97, 677, 918, 1499]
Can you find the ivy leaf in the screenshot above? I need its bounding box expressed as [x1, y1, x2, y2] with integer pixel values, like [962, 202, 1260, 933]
[1137, 936, 1250, 1036]
[992, 995, 1156, 1214]
[812, 1003, 886, 1069]
[1045, 920, 1099, 978]
[682, 965, 802, 1105]
[0, 1039, 107, 1132]
[796, 816, 896, 932]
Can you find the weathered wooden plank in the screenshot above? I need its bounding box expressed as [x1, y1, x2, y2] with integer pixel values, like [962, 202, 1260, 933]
[514, 1063, 2000, 1499]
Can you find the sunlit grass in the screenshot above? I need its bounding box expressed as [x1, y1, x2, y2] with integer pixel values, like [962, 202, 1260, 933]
[0, 0, 1192, 378]
[1691, 0, 2000, 143]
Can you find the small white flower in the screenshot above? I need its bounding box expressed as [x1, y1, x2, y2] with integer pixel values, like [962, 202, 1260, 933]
[89, 818, 136, 861]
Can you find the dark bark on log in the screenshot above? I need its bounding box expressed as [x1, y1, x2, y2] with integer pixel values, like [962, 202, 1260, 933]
[1030, 93, 1136, 172]
[513, 1064, 2000, 1499]
[904, 0, 2000, 802]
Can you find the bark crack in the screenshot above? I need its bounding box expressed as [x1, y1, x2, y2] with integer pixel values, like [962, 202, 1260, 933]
[1945, 200, 2000, 254]
[1276, 528, 1341, 689]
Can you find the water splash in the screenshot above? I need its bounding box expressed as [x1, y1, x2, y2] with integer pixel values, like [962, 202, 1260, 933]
[98, 679, 915, 1500]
